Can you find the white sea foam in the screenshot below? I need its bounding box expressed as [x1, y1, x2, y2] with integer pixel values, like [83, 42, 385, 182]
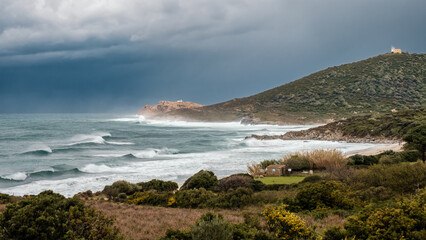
[1, 172, 27, 181]
[105, 141, 135, 145]
[66, 132, 111, 145]
[93, 148, 178, 159]
[79, 164, 137, 173]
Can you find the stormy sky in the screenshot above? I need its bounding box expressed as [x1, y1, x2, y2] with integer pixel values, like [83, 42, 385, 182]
[0, 0, 425, 113]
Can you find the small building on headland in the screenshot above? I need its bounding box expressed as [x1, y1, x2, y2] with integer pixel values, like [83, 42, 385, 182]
[391, 47, 401, 54]
[265, 165, 286, 176]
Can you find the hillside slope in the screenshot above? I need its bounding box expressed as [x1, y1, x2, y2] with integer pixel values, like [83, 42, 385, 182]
[250, 108, 426, 143]
[170, 53, 426, 123]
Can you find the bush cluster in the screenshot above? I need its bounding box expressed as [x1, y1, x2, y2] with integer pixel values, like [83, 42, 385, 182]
[344, 189, 426, 239]
[348, 150, 420, 166]
[216, 174, 255, 192]
[180, 170, 218, 190]
[127, 191, 172, 207]
[283, 181, 355, 211]
[0, 190, 122, 240]
[348, 162, 426, 193]
[160, 212, 277, 240]
[263, 204, 316, 240]
[102, 180, 138, 200]
[137, 179, 178, 192]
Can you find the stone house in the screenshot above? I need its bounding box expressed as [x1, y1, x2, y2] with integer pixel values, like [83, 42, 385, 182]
[265, 165, 286, 177]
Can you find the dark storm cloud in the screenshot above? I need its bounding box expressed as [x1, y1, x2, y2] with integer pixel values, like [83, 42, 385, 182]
[0, 0, 425, 113]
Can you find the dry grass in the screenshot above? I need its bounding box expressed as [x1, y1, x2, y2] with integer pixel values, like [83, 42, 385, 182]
[0, 204, 6, 213]
[302, 214, 346, 233]
[86, 200, 246, 240]
[247, 162, 263, 177]
[306, 149, 347, 172]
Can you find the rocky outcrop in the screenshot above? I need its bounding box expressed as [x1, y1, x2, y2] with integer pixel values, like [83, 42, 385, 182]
[248, 126, 400, 143]
[138, 101, 204, 116]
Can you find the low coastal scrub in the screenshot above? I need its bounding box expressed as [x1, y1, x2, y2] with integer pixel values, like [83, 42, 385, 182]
[1, 149, 425, 240]
[0, 190, 122, 239]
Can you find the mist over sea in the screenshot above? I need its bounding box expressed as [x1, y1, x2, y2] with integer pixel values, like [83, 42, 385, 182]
[0, 114, 382, 197]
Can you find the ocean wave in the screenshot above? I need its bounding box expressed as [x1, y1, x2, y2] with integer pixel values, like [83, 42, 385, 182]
[21, 144, 53, 155]
[0, 167, 82, 182]
[66, 132, 111, 146]
[93, 148, 178, 159]
[1, 172, 28, 181]
[79, 164, 137, 174]
[105, 141, 134, 145]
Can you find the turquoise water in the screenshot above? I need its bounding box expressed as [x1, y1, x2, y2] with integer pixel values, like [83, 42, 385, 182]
[0, 114, 380, 196]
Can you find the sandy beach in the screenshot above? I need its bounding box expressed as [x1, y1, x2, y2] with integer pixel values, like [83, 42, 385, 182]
[345, 143, 404, 157]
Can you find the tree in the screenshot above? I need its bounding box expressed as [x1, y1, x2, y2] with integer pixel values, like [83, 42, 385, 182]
[0, 190, 122, 240]
[403, 125, 426, 162]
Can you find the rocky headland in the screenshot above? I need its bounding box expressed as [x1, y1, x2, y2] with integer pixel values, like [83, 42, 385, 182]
[138, 101, 204, 117]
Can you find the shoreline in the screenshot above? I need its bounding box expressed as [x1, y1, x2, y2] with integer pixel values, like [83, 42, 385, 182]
[345, 143, 404, 157]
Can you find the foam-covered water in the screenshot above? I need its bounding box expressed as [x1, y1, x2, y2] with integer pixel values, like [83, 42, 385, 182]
[0, 114, 382, 197]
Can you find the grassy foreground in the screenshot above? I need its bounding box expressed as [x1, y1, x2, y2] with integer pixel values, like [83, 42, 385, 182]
[255, 176, 305, 185]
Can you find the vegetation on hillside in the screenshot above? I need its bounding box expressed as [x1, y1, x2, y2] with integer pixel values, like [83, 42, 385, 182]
[1, 148, 425, 239]
[253, 108, 426, 142]
[171, 53, 426, 123]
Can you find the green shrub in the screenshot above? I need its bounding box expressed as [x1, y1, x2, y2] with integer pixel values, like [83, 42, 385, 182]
[348, 154, 379, 165]
[263, 204, 316, 240]
[174, 188, 216, 208]
[349, 162, 426, 193]
[345, 189, 426, 240]
[159, 229, 192, 240]
[137, 179, 178, 192]
[282, 155, 311, 171]
[102, 180, 138, 199]
[0, 190, 122, 239]
[209, 187, 254, 209]
[117, 193, 127, 200]
[180, 170, 218, 190]
[292, 181, 355, 211]
[191, 212, 233, 240]
[0, 193, 13, 204]
[322, 226, 346, 240]
[300, 175, 322, 183]
[356, 186, 394, 202]
[217, 174, 255, 192]
[259, 160, 281, 169]
[398, 150, 421, 162]
[403, 124, 426, 162]
[128, 191, 172, 207]
[232, 223, 278, 240]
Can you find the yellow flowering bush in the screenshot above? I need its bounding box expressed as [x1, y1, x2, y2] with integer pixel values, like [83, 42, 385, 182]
[263, 204, 316, 240]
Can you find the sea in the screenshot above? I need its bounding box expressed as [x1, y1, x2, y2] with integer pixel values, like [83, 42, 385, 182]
[0, 114, 382, 197]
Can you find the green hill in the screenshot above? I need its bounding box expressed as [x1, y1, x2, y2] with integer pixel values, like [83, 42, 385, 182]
[172, 53, 426, 123]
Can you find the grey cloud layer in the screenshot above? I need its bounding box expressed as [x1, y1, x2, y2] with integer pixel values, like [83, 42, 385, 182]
[0, 0, 425, 112]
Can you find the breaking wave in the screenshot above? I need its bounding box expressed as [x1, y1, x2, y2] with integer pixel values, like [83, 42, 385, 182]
[0, 167, 82, 182]
[21, 145, 53, 155]
[93, 148, 178, 159]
